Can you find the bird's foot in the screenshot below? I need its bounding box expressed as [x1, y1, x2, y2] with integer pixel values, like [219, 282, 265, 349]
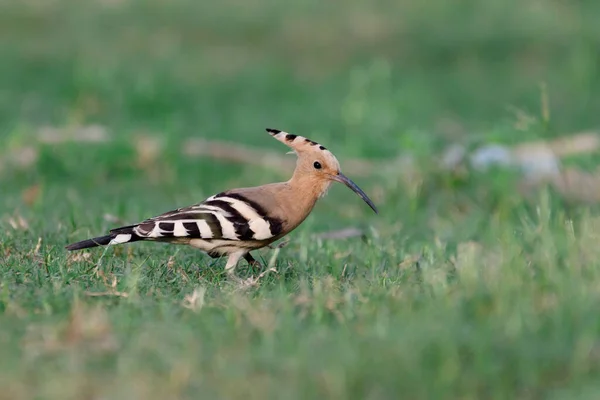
[226, 268, 278, 290]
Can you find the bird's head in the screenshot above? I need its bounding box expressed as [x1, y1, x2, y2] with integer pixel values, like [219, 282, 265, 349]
[266, 128, 378, 214]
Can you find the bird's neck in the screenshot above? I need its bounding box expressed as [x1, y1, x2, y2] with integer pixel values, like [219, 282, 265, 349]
[288, 171, 332, 200]
[282, 172, 332, 228]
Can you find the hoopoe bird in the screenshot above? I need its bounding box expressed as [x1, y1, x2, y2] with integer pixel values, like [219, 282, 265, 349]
[66, 128, 378, 283]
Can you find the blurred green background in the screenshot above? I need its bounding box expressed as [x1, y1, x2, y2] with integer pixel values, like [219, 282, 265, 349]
[1, 1, 600, 399]
[2, 0, 599, 138]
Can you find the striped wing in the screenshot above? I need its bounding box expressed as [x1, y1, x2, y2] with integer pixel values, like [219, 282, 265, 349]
[120, 192, 283, 242]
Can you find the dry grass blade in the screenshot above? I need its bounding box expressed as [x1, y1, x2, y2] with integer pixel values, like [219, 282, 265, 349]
[67, 252, 93, 264]
[84, 275, 129, 298]
[398, 254, 421, 269]
[7, 215, 29, 231]
[181, 286, 207, 312]
[33, 237, 42, 255]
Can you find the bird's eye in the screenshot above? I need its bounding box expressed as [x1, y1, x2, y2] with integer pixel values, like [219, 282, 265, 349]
[313, 161, 322, 169]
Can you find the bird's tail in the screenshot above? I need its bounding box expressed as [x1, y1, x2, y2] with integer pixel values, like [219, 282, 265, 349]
[65, 225, 141, 251]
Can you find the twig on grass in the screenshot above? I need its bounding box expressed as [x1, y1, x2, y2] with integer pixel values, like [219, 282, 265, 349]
[314, 227, 366, 240]
[182, 138, 376, 177]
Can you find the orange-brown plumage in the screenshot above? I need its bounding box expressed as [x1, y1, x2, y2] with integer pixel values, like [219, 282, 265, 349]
[66, 128, 378, 285]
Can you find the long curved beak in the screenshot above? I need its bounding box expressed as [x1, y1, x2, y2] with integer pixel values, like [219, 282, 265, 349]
[331, 172, 378, 214]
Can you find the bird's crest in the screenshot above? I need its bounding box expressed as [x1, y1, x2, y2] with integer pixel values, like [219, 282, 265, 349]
[266, 128, 328, 154]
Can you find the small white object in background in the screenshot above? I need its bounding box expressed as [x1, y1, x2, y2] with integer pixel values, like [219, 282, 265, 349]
[469, 144, 514, 171]
[469, 143, 560, 180]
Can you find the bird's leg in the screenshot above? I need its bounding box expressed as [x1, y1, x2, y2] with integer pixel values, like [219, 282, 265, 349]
[244, 253, 262, 271]
[225, 251, 271, 289]
[224, 251, 246, 284]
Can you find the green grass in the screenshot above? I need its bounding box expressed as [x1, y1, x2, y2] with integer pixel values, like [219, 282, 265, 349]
[2, 0, 600, 398]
